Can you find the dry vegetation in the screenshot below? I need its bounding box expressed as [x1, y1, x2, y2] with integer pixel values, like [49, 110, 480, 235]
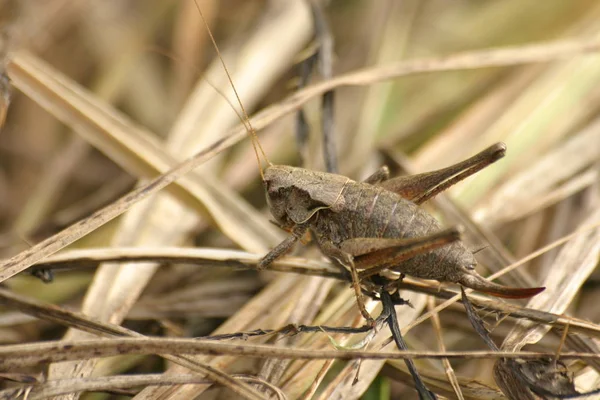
[0, 0, 600, 399]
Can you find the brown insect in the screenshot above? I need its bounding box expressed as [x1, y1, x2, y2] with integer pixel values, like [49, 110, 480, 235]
[197, 7, 544, 325]
[257, 144, 545, 324]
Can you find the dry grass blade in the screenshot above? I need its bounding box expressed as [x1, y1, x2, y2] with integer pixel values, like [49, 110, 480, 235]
[2, 337, 600, 368]
[0, 287, 135, 337]
[0, 375, 222, 400]
[501, 206, 600, 351]
[4, 33, 599, 281]
[7, 51, 167, 180]
[383, 362, 504, 400]
[3, 44, 291, 285]
[427, 297, 464, 400]
[307, 293, 427, 400]
[303, 37, 600, 104]
[18, 246, 600, 340]
[7, 51, 282, 253]
[0, 288, 265, 400]
[476, 121, 600, 225]
[42, 2, 313, 397]
[32, 247, 341, 277]
[4, 2, 600, 399]
[346, 0, 417, 174]
[485, 168, 597, 227]
[131, 273, 310, 400]
[269, 36, 600, 125]
[399, 220, 600, 337]
[0, 134, 236, 282]
[1, 4, 311, 285]
[2, 208, 596, 398]
[0, 374, 286, 400]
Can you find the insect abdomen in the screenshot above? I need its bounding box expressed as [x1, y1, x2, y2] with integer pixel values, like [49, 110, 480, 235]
[316, 181, 439, 241]
[313, 181, 472, 281]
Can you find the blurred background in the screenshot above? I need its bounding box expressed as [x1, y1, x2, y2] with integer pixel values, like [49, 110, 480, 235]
[0, 0, 599, 399]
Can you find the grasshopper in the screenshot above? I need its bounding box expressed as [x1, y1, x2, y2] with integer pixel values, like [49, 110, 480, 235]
[197, 7, 545, 326]
[257, 144, 545, 323]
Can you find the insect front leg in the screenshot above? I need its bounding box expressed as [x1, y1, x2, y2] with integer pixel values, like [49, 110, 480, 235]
[257, 224, 309, 270]
[317, 239, 375, 326]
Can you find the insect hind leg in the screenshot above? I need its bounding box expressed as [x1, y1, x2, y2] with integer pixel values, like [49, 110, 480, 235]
[348, 227, 463, 280]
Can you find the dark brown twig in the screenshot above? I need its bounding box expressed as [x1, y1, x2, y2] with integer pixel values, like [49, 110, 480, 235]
[381, 289, 437, 400]
[296, 1, 337, 173]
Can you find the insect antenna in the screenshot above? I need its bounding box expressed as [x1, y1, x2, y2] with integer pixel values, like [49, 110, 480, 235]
[193, 0, 272, 180]
[472, 245, 489, 255]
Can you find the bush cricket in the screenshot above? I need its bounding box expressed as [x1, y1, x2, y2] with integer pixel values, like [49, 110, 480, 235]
[257, 145, 545, 324]
[197, 7, 545, 326]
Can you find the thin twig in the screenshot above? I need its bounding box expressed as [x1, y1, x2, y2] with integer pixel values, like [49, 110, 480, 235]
[427, 297, 464, 400]
[381, 290, 436, 399]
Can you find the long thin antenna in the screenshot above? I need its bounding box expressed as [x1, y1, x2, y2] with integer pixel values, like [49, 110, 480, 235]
[148, 47, 248, 127]
[193, 0, 272, 180]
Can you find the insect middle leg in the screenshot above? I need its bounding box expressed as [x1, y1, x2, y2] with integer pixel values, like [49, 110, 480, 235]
[317, 240, 375, 326]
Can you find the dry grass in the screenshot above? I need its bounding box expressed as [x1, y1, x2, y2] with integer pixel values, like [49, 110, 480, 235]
[0, 0, 599, 399]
